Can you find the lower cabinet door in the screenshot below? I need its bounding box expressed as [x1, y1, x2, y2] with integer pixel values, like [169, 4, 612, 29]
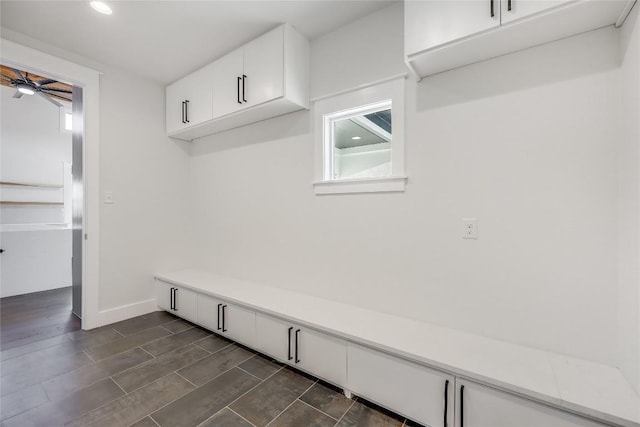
[455, 380, 607, 427]
[198, 295, 256, 347]
[256, 314, 347, 387]
[347, 343, 454, 427]
[159, 282, 197, 323]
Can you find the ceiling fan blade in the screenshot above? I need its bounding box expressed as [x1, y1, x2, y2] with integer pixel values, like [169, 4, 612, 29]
[37, 91, 62, 107]
[12, 90, 23, 99]
[11, 68, 25, 81]
[36, 78, 57, 86]
[41, 87, 72, 94]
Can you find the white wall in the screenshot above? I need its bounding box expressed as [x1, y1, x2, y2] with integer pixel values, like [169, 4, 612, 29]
[618, 3, 640, 394]
[189, 3, 628, 371]
[0, 85, 70, 224]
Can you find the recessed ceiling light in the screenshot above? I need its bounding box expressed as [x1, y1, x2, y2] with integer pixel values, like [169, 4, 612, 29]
[90, 1, 112, 15]
[351, 136, 361, 140]
[17, 84, 35, 95]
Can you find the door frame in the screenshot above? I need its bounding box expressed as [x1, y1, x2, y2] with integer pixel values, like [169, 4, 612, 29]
[1, 38, 101, 329]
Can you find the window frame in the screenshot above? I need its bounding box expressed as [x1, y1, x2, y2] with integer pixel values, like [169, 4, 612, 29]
[313, 75, 406, 195]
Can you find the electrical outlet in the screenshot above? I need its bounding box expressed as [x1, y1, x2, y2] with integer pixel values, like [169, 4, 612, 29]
[104, 190, 114, 204]
[462, 218, 478, 239]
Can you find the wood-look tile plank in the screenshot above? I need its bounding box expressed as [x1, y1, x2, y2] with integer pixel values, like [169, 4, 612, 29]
[110, 311, 177, 336]
[199, 408, 253, 427]
[2, 378, 125, 427]
[238, 354, 282, 380]
[268, 400, 335, 427]
[0, 334, 71, 362]
[141, 326, 210, 357]
[129, 416, 160, 427]
[177, 344, 255, 386]
[113, 344, 209, 393]
[336, 399, 404, 427]
[194, 334, 233, 354]
[41, 347, 153, 401]
[151, 368, 260, 427]
[66, 373, 194, 427]
[229, 368, 315, 427]
[65, 327, 123, 349]
[300, 382, 353, 420]
[84, 326, 171, 361]
[0, 384, 49, 421]
[161, 319, 194, 334]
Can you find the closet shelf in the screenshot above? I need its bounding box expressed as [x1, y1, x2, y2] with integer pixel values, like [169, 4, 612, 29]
[0, 201, 64, 205]
[0, 181, 63, 189]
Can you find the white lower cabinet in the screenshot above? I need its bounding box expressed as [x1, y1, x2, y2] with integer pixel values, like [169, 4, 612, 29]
[155, 280, 198, 323]
[455, 380, 606, 427]
[347, 343, 454, 427]
[256, 314, 346, 387]
[197, 294, 256, 347]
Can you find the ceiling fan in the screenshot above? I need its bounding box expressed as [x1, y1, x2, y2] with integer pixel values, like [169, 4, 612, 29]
[0, 66, 72, 107]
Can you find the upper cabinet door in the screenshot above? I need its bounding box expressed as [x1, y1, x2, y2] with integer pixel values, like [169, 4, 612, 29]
[500, 0, 573, 24]
[405, 0, 501, 56]
[243, 26, 284, 108]
[166, 63, 214, 135]
[211, 48, 245, 118]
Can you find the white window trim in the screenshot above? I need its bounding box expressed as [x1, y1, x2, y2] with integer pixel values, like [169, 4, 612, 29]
[313, 74, 407, 195]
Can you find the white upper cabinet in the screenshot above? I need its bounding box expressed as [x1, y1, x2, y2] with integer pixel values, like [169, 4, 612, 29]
[166, 62, 215, 135]
[405, 0, 636, 78]
[404, 0, 500, 55]
[167, 23, 308, 141]
[499, 0, 572, 24]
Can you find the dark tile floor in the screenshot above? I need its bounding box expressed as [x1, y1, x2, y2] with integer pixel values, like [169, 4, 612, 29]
[1, 288, 420, 426]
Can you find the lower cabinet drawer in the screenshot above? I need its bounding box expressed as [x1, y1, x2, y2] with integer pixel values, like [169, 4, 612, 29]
[347, 343, 454, 427]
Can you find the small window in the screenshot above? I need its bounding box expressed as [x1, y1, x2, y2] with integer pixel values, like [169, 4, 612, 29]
[313, 76, 406, 194]
[59, 107, 72, 133]
[64, 112, 72, 131]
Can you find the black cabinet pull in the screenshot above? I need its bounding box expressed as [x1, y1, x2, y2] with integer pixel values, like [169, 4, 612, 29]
[169, 288, 174, 310]
[217, 303, 222, 330]
[460, 385, 465, 427]
[508, 0, 512, 11]
[490, 0, 494, 17]
[184, 100, 189, 123]
[173, 288, 178, 311]
[222, 305, 228, 332]
[242, 74, 247, 103]
[287, 327, 293, 360]
[0, 249, 4, 253]
[181, 101, 185, 124]
[237, 77, 242, 104]
[295, 329, 300, 363]
[444, 380, 449, 427]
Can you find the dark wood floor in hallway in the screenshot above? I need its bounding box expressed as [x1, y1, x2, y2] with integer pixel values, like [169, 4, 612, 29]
[0, 289, 421, 426]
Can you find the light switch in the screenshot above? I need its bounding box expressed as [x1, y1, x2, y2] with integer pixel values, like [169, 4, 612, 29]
[462, 218, 478, 239]
[104, 190, 114, 204]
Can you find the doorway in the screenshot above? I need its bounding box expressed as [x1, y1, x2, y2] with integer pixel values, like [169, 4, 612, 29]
[0, 65, 83, 346]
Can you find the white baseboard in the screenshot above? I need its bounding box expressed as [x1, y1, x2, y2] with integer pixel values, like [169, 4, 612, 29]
[92, 298, 159, 328]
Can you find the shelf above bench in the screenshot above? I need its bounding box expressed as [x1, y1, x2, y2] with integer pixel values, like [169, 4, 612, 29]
[155, 268, 640, 427]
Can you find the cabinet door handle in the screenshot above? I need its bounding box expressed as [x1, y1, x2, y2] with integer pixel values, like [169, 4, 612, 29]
[242, 74, 247, 103]
[287, 327, 293, 361]
[169, 288, 174, 310]
[181, 101, 185, 124]
[444, 380, 449, 427]
[295, 329, 300, 363]
[508, 0, 512, 11]
[184, 100, 190, 123]
[460, 385, 465, 427]
[237, 77, 242, 104]
[490, 0, 494, 17]
[222, 305, 228, 332]
[217, 303, 222, 330]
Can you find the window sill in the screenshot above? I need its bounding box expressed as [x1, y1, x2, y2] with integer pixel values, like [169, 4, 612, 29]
[313, 176, 407, 195]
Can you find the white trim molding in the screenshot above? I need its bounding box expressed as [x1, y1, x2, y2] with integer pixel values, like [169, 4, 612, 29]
[313, 176, 408, 195]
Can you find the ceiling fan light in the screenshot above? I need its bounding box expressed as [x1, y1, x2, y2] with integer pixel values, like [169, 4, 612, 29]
[90, 1, 112, 15]
[17, 84, 35, 95]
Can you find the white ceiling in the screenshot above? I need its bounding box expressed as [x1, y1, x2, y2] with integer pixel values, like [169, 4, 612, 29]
[0, 1, 396, 85]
